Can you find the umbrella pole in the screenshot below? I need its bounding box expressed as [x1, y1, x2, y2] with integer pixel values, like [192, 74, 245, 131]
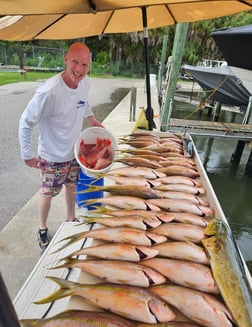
[141, 6, 154, 131]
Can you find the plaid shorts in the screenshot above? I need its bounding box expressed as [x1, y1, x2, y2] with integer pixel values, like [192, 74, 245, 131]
[40, 158, 80, 197]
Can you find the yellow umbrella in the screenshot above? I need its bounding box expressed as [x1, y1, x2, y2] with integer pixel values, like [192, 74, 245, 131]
[0, 1, 251, 129]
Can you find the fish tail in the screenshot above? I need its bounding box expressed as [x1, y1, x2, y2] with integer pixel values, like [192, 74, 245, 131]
[33, 276, 77, 304]
[58, 248, 82, 261]
[78, 185, 105, 194]
[81, 216, 99, 224]
[51, 231, 88, 253]
[50, 257, 77, 270]
[19, 319, 37, 327]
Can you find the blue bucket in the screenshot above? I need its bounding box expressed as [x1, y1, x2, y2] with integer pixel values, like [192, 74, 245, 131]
[76, 170, 104, 210]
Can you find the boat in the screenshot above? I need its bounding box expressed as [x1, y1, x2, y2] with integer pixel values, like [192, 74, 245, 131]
[182, 62, 251, 106]
[211, 24, 252, 95]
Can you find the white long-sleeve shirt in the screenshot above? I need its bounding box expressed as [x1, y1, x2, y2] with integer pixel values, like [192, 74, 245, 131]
[19, 73, 93, 162]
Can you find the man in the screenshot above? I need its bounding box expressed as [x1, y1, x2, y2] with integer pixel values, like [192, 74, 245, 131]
[19, 42, 103, 251]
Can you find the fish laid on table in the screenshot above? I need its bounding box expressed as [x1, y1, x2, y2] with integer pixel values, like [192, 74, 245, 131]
[153, 241, 210, 265]
[79, 184, 161, 199]
[92, 208, 175, 222]
[158, 160, 195, 170]
[154, 184, 205, 196]
[142, 258, 219, 294]
[157, 166, 200, 179]
[103, 175, 161, 188]
[101, 166, 166, 179]
[119, 148, 184, 158]
[156, 212, 208, 227]
[132, 154, 168, 162]
[137, 323, 200, 327]
[127, 131, 179, 140]
[54, 227, 167, 252]
[158, 156, 195, 164]
[81, 215, 162, 230]
[146, 144, 183, 154]
[20, 309, 137, 327]
[151, 222, 206, 243]
[52, 258, 167, 287]
[84, 195, 161, 210]
[115, 156, 163, 169]
[34, 277, 176, 324]
[154, 190, 209, 206]
[157, 176, 202, 187]
[119, 139, 160, 148]
[79, 185, 208, 204]
[150, 284, 234, 327]
[91, 208, 208, 227]
[62, 243, 159, 262]
[121, 133, 160, 142]
[160, 138, 183, 145]
[20, 310, 137, 327]
[202, 218, 252, 327]
[146, 199, 214, 217]
[118, 148, 164, 157]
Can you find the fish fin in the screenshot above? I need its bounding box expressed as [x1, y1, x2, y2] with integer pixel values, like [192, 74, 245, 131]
[33, 276, 78, 304]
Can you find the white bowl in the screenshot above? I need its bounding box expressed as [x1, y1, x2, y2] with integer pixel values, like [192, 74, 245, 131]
[74, 127, 117, 177]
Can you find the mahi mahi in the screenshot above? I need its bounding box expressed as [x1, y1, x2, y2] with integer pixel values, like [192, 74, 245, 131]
[202, 218, 252, 327]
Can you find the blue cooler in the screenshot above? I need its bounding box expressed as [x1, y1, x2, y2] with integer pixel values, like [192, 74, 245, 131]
[76, 170, 104, 210]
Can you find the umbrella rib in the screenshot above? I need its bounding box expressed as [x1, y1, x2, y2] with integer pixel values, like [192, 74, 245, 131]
[32, 14, 66, 39]
[238, 0, 252, 6]
[164, 4, 177, 23]
[101, 11, 115, 34]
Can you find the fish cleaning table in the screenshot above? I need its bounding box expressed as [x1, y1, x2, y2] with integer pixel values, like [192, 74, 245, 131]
[13, 132, 252, 324]
[13, 221, 94, 319]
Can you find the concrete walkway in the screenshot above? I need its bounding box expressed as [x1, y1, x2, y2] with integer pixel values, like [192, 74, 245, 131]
[0, 79, 160, 300]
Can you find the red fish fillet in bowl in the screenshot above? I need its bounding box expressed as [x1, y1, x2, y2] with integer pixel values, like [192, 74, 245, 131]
[75, 127, 117, 177]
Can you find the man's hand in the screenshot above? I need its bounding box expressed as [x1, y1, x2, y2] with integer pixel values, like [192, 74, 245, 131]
[24, 157, 45, 169]
[87, 115, 104, 128]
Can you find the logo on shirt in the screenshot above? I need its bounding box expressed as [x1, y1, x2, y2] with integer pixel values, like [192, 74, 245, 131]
[77, 100, 86, 109]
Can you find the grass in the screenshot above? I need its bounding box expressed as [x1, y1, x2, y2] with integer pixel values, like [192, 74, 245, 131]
[0, 71, 136, 87]
[0, 71, 57, 86]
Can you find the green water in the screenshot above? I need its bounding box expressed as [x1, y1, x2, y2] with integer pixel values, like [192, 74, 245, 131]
[172, 100, 252, 273]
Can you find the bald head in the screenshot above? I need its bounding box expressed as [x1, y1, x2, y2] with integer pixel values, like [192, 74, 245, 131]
[63, 42, 91, 89]
[67, 42, 91, 59]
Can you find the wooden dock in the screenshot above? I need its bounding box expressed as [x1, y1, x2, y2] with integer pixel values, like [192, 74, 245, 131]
[168, 118, 252, 141]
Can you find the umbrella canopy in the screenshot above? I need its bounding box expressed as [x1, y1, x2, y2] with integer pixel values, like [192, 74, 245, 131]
[0, 1, 251, 130]
[0, 2, 252, 40]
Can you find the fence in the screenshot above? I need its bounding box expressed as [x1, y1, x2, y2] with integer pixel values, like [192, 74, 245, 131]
[0, 45, 159, 78]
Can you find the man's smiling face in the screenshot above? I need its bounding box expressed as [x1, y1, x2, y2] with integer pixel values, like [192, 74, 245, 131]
[63, 43, 91, 89]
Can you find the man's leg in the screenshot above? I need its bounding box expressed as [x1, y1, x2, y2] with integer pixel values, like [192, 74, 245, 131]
[65, 159, 80, 222]
[38, 195, 52, 230]
[37, 195, 52, 251]
[65, 184, 77, 221]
